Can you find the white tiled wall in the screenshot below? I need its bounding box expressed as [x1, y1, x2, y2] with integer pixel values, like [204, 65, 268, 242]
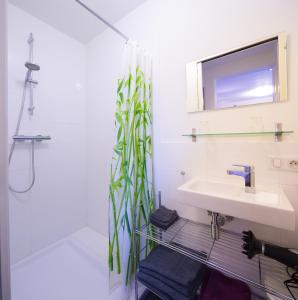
[85, 32, 122, 236]
[85, 0, 298, 249]
[7, 4, 88, 264]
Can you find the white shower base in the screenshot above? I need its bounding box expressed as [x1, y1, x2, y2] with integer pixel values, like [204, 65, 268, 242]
[11, 227, 123, 300]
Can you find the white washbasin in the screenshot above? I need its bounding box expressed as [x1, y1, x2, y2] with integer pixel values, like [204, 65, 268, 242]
[178, 178, 295, 231]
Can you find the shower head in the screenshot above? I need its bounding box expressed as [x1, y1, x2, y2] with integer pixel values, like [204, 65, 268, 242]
[25, 62, 40, 71]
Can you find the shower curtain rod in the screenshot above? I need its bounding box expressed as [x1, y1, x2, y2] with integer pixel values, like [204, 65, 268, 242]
[74, 0, 129, 42]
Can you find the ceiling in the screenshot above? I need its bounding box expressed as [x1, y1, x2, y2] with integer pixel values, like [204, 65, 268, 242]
[9, 0, 147, 43]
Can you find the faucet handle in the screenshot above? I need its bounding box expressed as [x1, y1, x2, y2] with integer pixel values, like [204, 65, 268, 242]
[232, 164, 254, 172]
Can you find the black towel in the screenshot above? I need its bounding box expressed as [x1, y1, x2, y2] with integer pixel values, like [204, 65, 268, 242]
[149, 206, 178, 230]
[138, 271, 198, 300]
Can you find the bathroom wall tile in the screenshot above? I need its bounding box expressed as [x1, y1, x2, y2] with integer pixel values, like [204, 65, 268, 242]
[9, 184, 33, 264]
[205, 141, 280, 185]
[8, 5, 88, 262]
[154, 141, 208, 204]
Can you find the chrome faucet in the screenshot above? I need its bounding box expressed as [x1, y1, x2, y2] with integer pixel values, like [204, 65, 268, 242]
[227, 164, 255, 193]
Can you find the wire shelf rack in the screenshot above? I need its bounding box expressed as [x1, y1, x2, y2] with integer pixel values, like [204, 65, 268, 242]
[136, 218, 297, 300]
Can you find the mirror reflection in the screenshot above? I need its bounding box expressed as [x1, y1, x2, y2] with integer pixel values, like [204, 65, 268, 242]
[186, 35, 287, 112]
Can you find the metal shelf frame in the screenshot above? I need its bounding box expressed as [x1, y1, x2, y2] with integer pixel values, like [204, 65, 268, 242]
[135, 218, 297, 300]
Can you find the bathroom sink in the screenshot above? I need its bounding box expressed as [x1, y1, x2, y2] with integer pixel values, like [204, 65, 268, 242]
[178, 178, 295, 231]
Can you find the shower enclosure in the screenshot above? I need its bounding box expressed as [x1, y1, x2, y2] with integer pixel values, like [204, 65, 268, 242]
[6, 8, 108, 300]
[1, 0, 142, 299]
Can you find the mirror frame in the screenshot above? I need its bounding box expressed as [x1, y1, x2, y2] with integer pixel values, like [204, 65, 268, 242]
[186, 32, 287, 113]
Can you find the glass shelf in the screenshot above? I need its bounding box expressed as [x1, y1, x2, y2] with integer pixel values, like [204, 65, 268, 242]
[136, 218, 297, 300]
[182, 130, 294, 137]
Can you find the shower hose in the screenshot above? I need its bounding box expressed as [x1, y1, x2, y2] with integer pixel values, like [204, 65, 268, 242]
[8, 72, 36, 193]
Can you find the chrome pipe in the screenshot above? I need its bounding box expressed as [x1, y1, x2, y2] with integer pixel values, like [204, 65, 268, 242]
[211, 212, 220, 240]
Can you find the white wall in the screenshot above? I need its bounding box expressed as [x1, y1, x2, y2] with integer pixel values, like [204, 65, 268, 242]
[86, 0, 298, 248]
[0, 0, 11, 298]
[8, 4, 88, 264]
[86, 33, 122, 235]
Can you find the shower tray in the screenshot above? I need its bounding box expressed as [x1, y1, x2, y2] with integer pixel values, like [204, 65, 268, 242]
[135, 218, 297, 300]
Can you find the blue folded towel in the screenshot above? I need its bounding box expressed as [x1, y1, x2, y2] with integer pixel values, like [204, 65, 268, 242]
[149, 206, 178, 230]
[138, 271, 197, 300]
[140, 268, 199, 297]
[139, 245, 206, 290]
[139, 245, 206, 298]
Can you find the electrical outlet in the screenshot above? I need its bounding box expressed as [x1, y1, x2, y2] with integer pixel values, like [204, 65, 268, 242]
[270, 156, 298, 171]
[288, 159, 298, 170]
[272, 158, 281, 168]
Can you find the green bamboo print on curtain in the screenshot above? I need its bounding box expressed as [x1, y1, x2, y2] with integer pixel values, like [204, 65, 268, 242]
[109, 42, 154, 286]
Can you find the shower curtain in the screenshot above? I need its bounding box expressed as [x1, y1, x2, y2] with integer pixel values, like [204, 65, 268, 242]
[108, 41, 154, 291]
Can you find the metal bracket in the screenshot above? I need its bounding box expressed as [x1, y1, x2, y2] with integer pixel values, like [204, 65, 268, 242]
[191, 128, 197, 142]
[208, 211, 234, 240]
[275, 122, 283, 142]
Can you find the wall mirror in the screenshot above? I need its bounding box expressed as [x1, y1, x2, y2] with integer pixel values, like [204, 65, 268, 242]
[186, 33, 287, 112]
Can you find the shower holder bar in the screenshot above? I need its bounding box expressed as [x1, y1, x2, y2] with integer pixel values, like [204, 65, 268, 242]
[26, 79, 38, 85]
[13, 135, 51, 142]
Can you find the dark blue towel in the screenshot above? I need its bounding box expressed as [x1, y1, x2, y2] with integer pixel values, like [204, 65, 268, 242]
[150, 206, 178, 230]
[140, 268, 202, 297]
[139, 245, 206, 292]
[138, 271, 198, 300]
